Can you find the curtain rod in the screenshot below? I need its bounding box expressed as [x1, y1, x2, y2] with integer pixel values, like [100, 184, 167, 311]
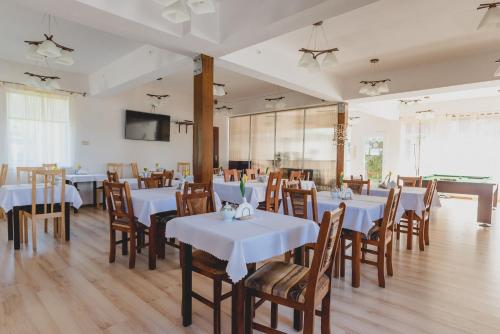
[0, 80, 87, 97]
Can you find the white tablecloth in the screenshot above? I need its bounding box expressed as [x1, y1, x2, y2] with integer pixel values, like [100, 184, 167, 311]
[130, 187, 222, 226]
[279, 192, 404, 235]
[165, 210, 319, 283]
[363, 187, 441, 213]
[65, 173, 107, 183]
[0, 184, 83, 212]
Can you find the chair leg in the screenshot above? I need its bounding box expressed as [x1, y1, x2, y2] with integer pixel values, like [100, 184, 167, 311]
[24, 215, 29, 244]
[32, 218, 37, 251]
[59, 217, 65, 242]
[213, 279, 222, 334]
[129, 231, 136, 269]
[340, 238, 345, 278]
[377, 247, 385, 288]
[137, 230, 142, 254]
[386, 240, 393, 277]
[109, 229, 116, 263]
[245, 291, 254, 334]
[418, 219, 425, 251]
[44, 219, 48, 233]
[333, 253, 340, 278]
[270, 302, 278, 329]
[396, 223, 400, 240]
[303, 310, 315, 334]
[305, 249, 310, 267]
[424, 218, 430, 245]
[321, 293, 331, 334]
[19, 213, 24, 244]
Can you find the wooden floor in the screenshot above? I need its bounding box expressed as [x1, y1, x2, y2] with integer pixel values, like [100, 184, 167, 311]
[1, 198, 500, 333]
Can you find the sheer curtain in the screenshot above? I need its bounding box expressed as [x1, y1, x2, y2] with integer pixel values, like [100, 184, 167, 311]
[400, 116, 500, 180]
[6, 88, 71, 167]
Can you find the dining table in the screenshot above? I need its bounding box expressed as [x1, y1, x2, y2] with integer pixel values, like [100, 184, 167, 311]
[0, 183, 82, 249]
[65, 173, 107, 212]
[165, 210, 319, 334]
[129, 185, 221, 269]
[280, 191, 404, 288]
[363, 186, 441, 250]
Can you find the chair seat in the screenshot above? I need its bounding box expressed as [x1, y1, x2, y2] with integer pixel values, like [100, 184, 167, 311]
[192, 250, 228, 277]
[111, 217, 146, 230]
[245, 261, 330, 304]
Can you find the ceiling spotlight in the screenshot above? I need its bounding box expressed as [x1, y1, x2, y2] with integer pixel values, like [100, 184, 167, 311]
[162, 0, 191, 23]
[156, 0, 216, 23]
[186, 0, 216, 15]
[298, 21, 339, 71]
[477, 2, 500, 30]
[213, 83, 226, 97]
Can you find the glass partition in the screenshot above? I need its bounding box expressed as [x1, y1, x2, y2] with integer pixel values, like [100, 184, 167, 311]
[250, 113, 275, 172]
[275, 110, 304, 171]
[229, 116, 250, 162]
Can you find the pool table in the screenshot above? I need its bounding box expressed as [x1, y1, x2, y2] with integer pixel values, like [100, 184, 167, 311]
[423, 174, 498, 224]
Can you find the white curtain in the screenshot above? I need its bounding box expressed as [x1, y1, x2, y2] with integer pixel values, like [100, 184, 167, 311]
[400, 116, 500, 180]
[6, 88, 71, 167]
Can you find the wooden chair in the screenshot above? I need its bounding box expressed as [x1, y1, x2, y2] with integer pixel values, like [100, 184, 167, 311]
[244, 204, 346, 334]
[162, 170, 174, 187]
[223, 169, 233, 182]
[104, 181, 148, 269]
[16, 166, 44, 184]
[107, 163, 124, 179]
[131, 162, 139, 178]
[350, 174, 363, 180]
[0, 164, 7, 220]
[397, 180, 437, 251]
[289, 170, 304, 181]
[107, 171, 119, 182]
[340, 186, 402, 288]
[19, 169, 66, 251]
[257, 171, 282, 213]
[232, 169, 241, 181]
[176, 188, 244, 334]
[177, 162, 191, 176]
[397, 175, 423, 187]
[343, 179, 371, 195]
[42, 163, 57, 169]
[246, 169, 257, 180]
[142, 175, 164, 189]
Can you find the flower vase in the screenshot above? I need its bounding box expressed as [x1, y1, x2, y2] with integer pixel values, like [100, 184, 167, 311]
[234, 197, 254, 220]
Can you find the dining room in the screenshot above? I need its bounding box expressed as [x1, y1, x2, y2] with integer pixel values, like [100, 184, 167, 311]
[1, 1, 500, 333]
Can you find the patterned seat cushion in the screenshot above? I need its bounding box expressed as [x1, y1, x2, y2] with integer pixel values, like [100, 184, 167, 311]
[245, 261, 330, 303]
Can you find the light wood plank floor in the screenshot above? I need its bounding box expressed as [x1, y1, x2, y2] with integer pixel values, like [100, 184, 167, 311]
[1, 198, 499, 333]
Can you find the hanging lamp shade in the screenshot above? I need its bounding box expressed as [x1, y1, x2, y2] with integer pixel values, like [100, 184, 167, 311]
[366, 84, 379, 96]
[54, 50, 74, 66]
[298, 52, 314, 68]
[25, 76, 40, 88]
[213, 85, 226, 97]
[275, 99, 286, 109]
[37, 39, 61, 58]
[265, 101, 274, 109]
[186, 0, 216, 15]
[153, 0, 179, 5]
[321, 52, 338, 69]
[378, 81, 390, 94]
[47, 79, 61, 90]
[478, 6, 500, 30]
[359, 84, 369, 95]
[26, 45, 46, 61]
[495, 63, 500, 77]
[307, 58, 321, 72]
[162, 1, 191, 23]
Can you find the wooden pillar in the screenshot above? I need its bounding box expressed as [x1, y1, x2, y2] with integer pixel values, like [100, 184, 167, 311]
[336, 102, 348, 187]
[193, 54, 214, 183]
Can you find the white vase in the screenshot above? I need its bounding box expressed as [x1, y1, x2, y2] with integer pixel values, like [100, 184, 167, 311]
[235, 197, 254, 219]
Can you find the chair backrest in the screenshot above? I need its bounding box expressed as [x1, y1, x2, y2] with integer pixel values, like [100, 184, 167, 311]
[42, 163, 57, 169]
[0, 164, 8, 186]
[131, 162, 139, 178]
[30, 169, 66, 222]
[107, 163, 124, 179]
[282, 179, 301, 189]
[424, 180, 436, 212]
[107, 171, 119, 182]
[350, 174, 363, 180]
[16, 166, 45, 184]
[213, 168, 220, 175]
[289, 170, 303, 181]
[305, 204, 345, 303]
[143, 175, 164, 189]
[162, 170, 174, 187]
[103, 181, 135, 226]
[232, 169, 241, 181]
[378, 186, 402, 245]
[177, 162, 191, 175]
[182, 182, 216, 212]
[343, 179, 370, 195]
[246, 169, 257, 180]
[282, 187, 318, 223]
[176, 187, 216, 217]
[397, 175, 423, 187]
[223, 169, 233, 182]
[263, 171, 282, 212]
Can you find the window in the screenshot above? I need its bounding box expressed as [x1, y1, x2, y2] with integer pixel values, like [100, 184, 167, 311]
[6, 89, 71, 167]
[229, 116, 250, 162]
[365, 136, 384, 180]
[250, 113, 275, 171]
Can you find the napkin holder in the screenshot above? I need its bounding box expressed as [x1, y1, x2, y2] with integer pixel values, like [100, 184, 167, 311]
[234, 198, 254, 220]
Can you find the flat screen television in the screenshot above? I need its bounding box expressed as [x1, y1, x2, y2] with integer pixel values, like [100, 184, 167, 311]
[125, 110, 170, 142]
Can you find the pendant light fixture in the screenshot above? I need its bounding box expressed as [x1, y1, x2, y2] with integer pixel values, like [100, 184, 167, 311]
[359, 59, 391, 96]
[215, 105, 233, 116]
[477, 2, 500, 30]
[147, 78, 170, 111]
[298, 21, 339, 71]
[213, 83, 227, 97]
[265, 96, 286, 109]
[154, 0, 216, 24]
[24, 15, 75, 66]
[415, 109, 435, 120]
[24, 72, 61, 90]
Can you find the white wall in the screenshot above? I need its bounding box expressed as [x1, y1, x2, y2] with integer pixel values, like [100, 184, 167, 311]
[348, 113, 401, 179]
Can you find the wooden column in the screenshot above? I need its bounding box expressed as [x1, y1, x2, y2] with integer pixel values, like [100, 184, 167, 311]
[336, 102, 348, 187]
[193, 54, 214, 183]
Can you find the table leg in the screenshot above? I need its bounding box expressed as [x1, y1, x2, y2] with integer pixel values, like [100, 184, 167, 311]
[7, 210, 13, 241]
[181, 243, 192, 327]
[122, 232, 128, 255]
[351, 232, 361, 288]
[148, 215, 158, 270]
[92, 181, 97, 207]
[407, 211, 414, 250]
[493, 185, 498, 209]
[293, 246, 304, 330]
[73, 182, 79, 214]
[478, 190, 493, 224]
[65, 204, 70, 241]
[13, 206, 20, 250]
[232, 280, 245, 334]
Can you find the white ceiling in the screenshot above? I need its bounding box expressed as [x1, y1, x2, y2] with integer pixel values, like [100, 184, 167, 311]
[0, 1, 141, 74]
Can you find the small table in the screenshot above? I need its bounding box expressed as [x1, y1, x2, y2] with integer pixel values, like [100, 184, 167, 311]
[364, 187, 441, 250]
[166, 210, 319, 334]
[65, 173, 107, 211]
[0, 184, 82, 249]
